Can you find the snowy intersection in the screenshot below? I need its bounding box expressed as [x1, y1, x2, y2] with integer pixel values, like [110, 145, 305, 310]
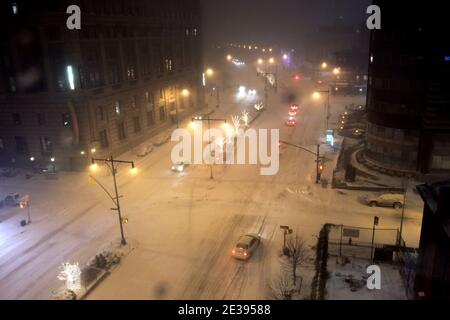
[0, 65, 424, 300]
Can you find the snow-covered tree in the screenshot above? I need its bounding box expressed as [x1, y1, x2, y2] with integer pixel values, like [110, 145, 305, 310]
[58, 262, 82, 291]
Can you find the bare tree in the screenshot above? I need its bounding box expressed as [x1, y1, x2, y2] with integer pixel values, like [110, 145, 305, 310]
[282, 234, 309, 287]
[270, 270, 293, 300]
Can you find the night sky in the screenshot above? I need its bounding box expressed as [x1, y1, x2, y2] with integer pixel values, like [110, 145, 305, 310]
[202, 0, 371, 47]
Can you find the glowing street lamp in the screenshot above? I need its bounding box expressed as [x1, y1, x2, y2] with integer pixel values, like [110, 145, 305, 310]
[257, 58, 263, 64]
[321, 62, 328, 69]
[283, 54, 288, 60]
[181, 88, 190, 97]
[312, 92, 321, 100]
[226, 54, 232, 61]
[269, 57, 275, 64]
[205, 68, 214, 76]
[333, 67, 341, 75]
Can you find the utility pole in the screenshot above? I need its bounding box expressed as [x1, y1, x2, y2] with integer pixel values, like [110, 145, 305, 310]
[370, 216, 379, 262]
[91, 156, 136, 245]
[398, 177, 408, 246]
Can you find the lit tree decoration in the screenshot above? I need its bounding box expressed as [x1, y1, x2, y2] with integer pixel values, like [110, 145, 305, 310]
[231, 115, 241, 135]
[241, 110, 249, 126]
[58, 262, 82, 292]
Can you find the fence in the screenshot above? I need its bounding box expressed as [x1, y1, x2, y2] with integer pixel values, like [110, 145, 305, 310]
[327, 224, 400, 260]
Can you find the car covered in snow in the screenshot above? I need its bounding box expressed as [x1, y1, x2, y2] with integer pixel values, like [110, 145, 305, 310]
[136, 143, 154, 157]
[365, 193, 404, 209]
[232, 234, 260, 260]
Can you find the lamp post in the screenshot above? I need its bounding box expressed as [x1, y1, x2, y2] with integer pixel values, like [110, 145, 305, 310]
[313, 90, 331, 130]
[90, 156, 135, 245]
[191, 116, 227, 179]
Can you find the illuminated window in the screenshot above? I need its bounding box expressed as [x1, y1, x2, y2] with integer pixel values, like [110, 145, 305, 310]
[115, 101, 121, 115]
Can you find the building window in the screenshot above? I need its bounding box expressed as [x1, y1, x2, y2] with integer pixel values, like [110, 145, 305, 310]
[40, 136, 53, 155]
[165, 59, 173, 71]
[15, 136, 28, 156]
[37, 113, 46, 126]
[96, 106, 104, 122]
[147, 110, 155, 127]
[146, 91, 154, 106]
[12, 113, 21, 125]
[62, 113, 72, 127]
[133, 117, 141, 133]
[117, 122, 126, 140]
[131, 96, 137, 109]
[159, 106, 166, 121]
[99, 129, 109, 148]
[115, 101, 121, 115]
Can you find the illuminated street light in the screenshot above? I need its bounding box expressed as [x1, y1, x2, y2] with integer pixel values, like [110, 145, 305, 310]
[333, 67, 341, 75]
[262, 48, 266, 52]
[258, 58, 263, 64]
[181, 88, 190, 97]
[312, 92, 321, 100]
[269, 48, 273, 52]
[226, 54, 232, 61]
[283, 54, 288, 60]
[205, 68, 214, 76]
[321, 62, 328, 69]
[269, 57, 275, 64]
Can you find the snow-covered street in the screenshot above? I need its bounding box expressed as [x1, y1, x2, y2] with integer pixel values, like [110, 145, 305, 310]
[0, 63, 423, 300]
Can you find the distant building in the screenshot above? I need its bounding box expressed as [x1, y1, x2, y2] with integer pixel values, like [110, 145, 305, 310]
[415, 180, 450, 299]
[365, 1, 450, 175]
[0, 0, 204, 170]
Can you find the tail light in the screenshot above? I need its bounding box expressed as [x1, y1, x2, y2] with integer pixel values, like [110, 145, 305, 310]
[243, 252, 248, 256]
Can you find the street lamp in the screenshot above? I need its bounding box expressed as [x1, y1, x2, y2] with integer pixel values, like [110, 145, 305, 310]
[269, 57, 275, 64]
[257, 58, 263, 65]
[321, 62, 328, 69]
[226, 54, 232, 61]
[313, 90, 331, 130]
[205, 68, 214, 77]
[333, 67, 340, 75]
[90, 156, 136, 245]
[283, 54, 288, 60]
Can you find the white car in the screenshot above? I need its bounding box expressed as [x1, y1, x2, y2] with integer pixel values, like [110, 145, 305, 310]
[136, 143, 154, 157]
[232, 234, 260, 260]
[171, 161, 188, 173]
[365, 193, 404, 209]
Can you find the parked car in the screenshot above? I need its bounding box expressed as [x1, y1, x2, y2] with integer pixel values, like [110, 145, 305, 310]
[365, 193, 404, 209]
[171, 161, 189, 173]
[232, 234, 261, 260]
[136, 143, 154, 157]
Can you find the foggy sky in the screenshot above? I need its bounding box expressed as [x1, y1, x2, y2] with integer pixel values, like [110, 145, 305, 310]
[201, 0, 371, 47]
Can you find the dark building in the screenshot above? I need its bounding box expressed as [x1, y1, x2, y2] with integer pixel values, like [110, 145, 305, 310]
[365, 1, 450, 175]
[0, 0, 204, 171]
[415, 180, 450, 299]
